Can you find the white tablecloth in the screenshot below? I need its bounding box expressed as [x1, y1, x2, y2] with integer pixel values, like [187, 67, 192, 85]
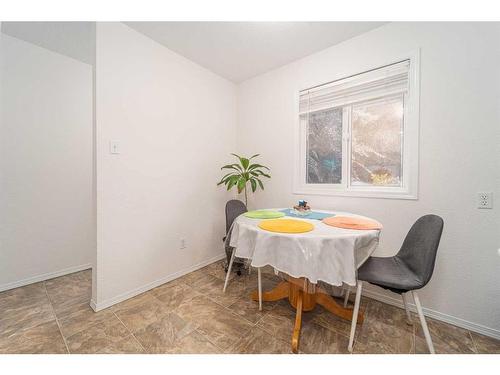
[229, 210, 381, 287]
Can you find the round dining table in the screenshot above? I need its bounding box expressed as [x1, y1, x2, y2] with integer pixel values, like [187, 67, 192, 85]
[229, 209, 382, 353]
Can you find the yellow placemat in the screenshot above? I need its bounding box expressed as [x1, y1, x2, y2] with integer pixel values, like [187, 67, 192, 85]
[258, 219, 314, 234]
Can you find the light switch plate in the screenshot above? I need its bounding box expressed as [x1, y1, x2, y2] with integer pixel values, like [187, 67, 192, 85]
[180, 238, 187, 249]
[109, 140, 121, 154]
[477, 192, 493, 209]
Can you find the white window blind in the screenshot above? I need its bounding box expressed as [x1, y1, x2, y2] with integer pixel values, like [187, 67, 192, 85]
[299, 60, 410, 115]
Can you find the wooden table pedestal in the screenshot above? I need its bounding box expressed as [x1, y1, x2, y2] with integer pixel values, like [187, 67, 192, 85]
[250, 277, 363, 353]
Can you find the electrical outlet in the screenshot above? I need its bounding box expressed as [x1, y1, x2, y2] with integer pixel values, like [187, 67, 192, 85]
[477, 192, 493, 209]
[180, 238, 187, 249]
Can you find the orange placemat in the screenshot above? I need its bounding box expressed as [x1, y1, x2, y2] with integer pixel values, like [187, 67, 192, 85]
[322, 216, 383, 230]
[258, 219, 314, 234]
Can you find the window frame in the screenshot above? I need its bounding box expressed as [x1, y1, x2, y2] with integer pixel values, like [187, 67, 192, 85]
[293, 50, 420, 200]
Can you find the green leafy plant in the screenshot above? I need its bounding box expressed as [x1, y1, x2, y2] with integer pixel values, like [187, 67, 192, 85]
[217, 154, 271, 207]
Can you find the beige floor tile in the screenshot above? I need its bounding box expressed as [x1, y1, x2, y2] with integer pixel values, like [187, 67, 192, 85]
[198, 274, 252, 308]
[178, 263, 278, 306]
[133, 312, 198, 353]
[2, 260, 498, 355]
[204, 260, 234, 282]
[343, 294, 374, 308]
[350, 298, 415, 354]
[0, 320, 67, 354]
[175, 294, 224, 323]
[44, 270, 91, 292]
[195, 309, 254, 351]
[0, 282, 49, 310]
[300, 322, 350, 354]
[177, 267, 212, 287]
[352, 340, 395, 354]
[206, 271, 279, 309]
[226, 294, 276, 324]
[256, 301, 296, 343]
[66, 318, 143, 354]
[51, 299, 95, 319]
[92, 336, 144, 354]
[164, 330, 221, 354]
[114, 294, 171, 333]
[111, 291, 155, 312]
[79, 269, 92, 281]
[414, 317, 476, 354]
[45, 271, 92, 314]
[364, 299, 414, 333]
[151, 282, 200, 311]
[256, 300, 315, 344]
[356, 318, 414, 353]
[470, 332, 500, 354]
[176, 294, 253, 351]
[254, 273, 282, 292]
[50, 298, 91, 318]
[208, 259, 265, 281]
[58, 304, 116, 338]
[312, 304, 363, 338]
[0, 298, 55, 339]
[148, 278, 182, 295]
[228, 327, 292, 354]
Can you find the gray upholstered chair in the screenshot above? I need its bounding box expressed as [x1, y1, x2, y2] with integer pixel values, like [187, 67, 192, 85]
[347, 214, 444, 353]
[222, 200, 263, 310]
[222, 199, 247, 273]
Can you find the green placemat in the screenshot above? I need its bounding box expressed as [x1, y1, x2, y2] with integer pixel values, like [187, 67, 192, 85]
[243, 210, 286, 219]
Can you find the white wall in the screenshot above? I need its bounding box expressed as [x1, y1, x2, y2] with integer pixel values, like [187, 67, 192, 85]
[94, 23, 236, 308]
[237, 23, 500, 336]
[0, 33, 94, 290]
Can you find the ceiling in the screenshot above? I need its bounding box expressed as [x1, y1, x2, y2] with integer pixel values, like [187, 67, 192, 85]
[125, 22, 386, 82]
[1, 22, 386, 82]
[1, 22, 94, 65]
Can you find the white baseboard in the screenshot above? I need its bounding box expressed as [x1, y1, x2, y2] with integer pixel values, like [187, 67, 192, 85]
[91, 253, 226, 312]
[362, 286, 500, 341]
[0, 263, 92, 292]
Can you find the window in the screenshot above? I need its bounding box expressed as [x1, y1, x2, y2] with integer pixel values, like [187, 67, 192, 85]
[307, 107, 343, 184]
[294, 55, 419, 199]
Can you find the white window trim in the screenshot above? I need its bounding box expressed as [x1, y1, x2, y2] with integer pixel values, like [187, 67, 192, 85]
[293, 49, 420, 200]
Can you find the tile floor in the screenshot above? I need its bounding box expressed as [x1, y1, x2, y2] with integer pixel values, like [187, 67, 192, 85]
[1, 260, 499, 354]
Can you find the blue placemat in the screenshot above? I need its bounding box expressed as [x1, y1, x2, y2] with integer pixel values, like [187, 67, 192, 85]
[280, 208, 334, 220]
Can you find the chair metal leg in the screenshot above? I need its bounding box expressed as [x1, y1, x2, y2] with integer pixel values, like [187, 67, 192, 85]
[257, 267, 262, 311]
[348, 281, 363, 352]
[412, 291, 435, 354]
[223, 248, 236, 293]
[343, 287, 351, 308]
[402, 293, 413, 325]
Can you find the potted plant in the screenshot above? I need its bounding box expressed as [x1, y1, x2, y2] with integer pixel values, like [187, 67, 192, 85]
[217, 154, 271, 207]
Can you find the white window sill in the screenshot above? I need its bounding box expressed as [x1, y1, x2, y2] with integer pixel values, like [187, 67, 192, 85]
[292, 187, 418, 200]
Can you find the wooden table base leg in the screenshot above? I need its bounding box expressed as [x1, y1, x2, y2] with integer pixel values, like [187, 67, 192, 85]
[250, 281, 289, 302]
[316, 292, 364, 324]
[250, 279, 364, 353]
[291, 290, 303, 354]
